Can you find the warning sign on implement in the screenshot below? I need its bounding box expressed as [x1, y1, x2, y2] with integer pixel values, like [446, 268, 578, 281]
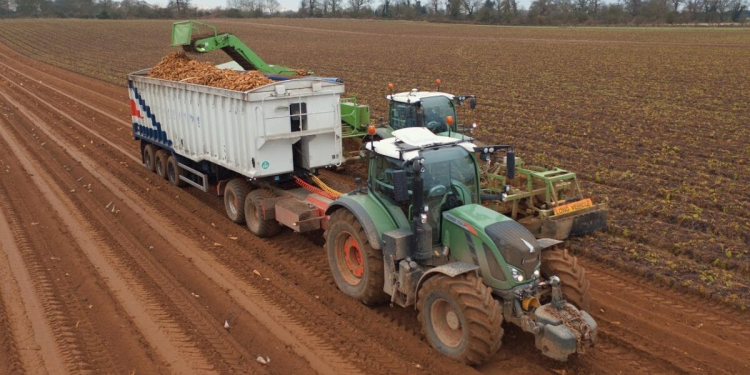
[553, 198, 593, 216]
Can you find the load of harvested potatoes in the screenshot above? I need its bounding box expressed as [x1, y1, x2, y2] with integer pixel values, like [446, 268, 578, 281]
[148, 51, 273, 91]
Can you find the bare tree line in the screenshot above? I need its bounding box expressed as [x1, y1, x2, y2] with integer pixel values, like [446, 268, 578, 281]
[1, 0, 747, 24]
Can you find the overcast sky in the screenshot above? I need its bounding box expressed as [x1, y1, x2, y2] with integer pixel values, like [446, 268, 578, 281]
[150, 0, 535, 12]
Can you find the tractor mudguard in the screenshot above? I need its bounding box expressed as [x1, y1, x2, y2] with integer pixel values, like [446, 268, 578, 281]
[326, 196, 398, 250]
[536, 238, 563, 250]
[414, 262, 480, 308]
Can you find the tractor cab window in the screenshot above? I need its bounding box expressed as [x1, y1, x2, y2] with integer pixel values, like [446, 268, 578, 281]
[370, 155, 413, 205]
[389, 102, 417, 130]
[420, 147, 479, 243]
[421, 96, 456, 134]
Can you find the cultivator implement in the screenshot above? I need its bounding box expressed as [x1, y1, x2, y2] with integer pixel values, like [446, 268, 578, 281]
[480, 157, 607, 240]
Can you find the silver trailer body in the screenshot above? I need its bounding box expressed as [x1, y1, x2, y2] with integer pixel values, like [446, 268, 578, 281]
[127, 69, 345, 178]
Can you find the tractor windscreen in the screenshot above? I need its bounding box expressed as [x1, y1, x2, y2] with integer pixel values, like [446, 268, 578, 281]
[421, 147, 479, 242]
[421, 96, 456, 133]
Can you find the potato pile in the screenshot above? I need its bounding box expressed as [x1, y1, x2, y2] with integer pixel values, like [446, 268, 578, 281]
[148, 51, 273, 91]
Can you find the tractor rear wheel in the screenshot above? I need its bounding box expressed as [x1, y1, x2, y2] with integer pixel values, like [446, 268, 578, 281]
[325, 209, 388, 305]
[417, 273, 503, 366]
[143, 144, 156, 172]
[244, 189, 281, 238]
[224, 179, 249, 224]
[540, 246, 591, 311]
[155, 150, 169, 180]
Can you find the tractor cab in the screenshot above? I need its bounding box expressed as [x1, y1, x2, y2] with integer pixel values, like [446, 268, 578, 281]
[379, 88, 476, 139]
[366, 128, 481, 246]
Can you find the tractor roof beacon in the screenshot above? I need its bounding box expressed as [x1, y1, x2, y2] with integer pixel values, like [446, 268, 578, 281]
[325, 127, 597, 365]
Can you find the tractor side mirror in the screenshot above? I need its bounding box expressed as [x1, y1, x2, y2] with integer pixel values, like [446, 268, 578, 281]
[393, 170, 409, 202]
[469, 97, 476, 110]
[507, 150, 515, 180]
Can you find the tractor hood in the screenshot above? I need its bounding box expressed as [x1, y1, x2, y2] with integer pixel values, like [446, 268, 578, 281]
[445, 204, 541, 280]
[484, 220, 541, 277]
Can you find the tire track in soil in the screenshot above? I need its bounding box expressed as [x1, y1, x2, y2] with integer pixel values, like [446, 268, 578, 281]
[0, 72, 383, 375]
[584, 264, 750, 374]
[0, 182, 123, 375]
[0, 90, 226, 375]
[0, 57, 482, 374]
[0, 203, 49, 375]
[3, 42, 750, 374]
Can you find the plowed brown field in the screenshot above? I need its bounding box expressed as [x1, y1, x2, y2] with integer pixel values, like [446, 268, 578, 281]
[0, 19, 748, 375]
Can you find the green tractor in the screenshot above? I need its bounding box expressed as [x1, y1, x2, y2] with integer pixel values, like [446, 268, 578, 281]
[325, 128, 596, 364]
[371, 85, 607, 240]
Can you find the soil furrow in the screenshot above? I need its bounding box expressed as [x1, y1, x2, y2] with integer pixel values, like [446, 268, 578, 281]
[0, 89, 220, 375]
[0, 56, 483, 375]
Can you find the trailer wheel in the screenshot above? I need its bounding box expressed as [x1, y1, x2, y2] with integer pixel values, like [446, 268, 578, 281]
[325, 209, 388, 305]
[143, 144, 156, 172]
[418, 273, 503, 366]
[540, 245, 591, 311]
[224, 179, 249, 224]
[155, 150, 169, 180]
[244, 189, 281, 238]
[166, 156, 186, 187]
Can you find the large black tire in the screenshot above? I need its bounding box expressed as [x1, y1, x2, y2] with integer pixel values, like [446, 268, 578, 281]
[143, 144, 156, 172]
[224, 179, 249, 224]
[244, 189, 281, 238]
[540, 246, 591, 311]
[155, 150, 169, 180]
[166, 156, 186, 187]
[324, 209, 388, 305]
[417, 273, 504, 366]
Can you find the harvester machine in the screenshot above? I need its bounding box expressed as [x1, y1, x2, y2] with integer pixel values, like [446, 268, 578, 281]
[374, 82, 608, 240]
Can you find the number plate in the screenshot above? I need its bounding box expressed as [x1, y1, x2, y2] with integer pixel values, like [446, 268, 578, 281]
[553, 198, 593, 216]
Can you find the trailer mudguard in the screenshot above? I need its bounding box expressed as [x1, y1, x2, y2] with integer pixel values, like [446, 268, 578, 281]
[325, 195, 399, 250]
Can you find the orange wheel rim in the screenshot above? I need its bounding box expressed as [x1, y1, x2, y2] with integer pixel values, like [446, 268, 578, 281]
[336, 232, 364, 286]
[344, 236, 364, 277]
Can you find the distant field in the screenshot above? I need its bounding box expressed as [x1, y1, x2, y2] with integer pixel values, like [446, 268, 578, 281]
[1, 19, 748, 308]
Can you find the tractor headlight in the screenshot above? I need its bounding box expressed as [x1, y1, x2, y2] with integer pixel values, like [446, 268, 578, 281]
[510, 266, 525, 282]
[420, 213, 428, 224]
[534, 269, 540, 278]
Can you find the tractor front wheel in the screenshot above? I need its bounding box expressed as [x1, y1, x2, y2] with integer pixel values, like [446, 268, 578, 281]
[540, 246, 591, 311]
[325, 209, 388, 305]
[417, 273, 503, 366]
